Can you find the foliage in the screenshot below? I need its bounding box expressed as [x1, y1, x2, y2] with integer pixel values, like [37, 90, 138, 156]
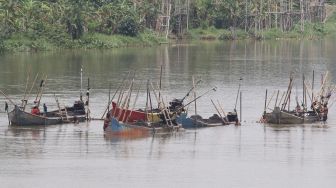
[117, 17, 139, 36]
[1, 0, 336, 52]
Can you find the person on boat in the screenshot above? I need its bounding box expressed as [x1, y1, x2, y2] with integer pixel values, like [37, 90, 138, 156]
[295, 103, 303, 116]
[311, 101, 317, 110]
[5, 102, 8, 113]
[43, 103, 47, 116]
[31, 106, 40, 115]
[103, 113, 111, 131]
[322, 104, 328, 122]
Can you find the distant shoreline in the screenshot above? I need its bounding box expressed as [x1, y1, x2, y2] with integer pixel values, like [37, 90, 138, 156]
[1, 18, 336, 53]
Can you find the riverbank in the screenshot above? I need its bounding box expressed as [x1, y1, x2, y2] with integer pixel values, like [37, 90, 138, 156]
[0, 31, 167, 53]
[2, 13, 336, 53]
[188, 11, 336, 41]
[188, 23, 335, 41]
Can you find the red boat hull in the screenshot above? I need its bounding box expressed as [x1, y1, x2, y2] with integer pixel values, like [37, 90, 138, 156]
[111, 102, 147, 123]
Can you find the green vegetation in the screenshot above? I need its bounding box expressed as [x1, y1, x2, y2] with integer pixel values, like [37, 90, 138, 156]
[0, 0, 166, 52]
[1, 0, 336, 52]
[188, 11, 336, 41]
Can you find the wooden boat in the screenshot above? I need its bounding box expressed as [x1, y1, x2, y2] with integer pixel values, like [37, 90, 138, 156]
[105, 99, 182, 134]
[104, 117, 183, 135]
[103, 78, 215, 133]
[177, 112, 238, 128]
[261, 71, 332, 124]
[110, 100, 180, 124]
[263, 107, 320, 124]
[3, 69, 90, 126]
[8, 101, 86, 126]
[110, 101, 162, 123]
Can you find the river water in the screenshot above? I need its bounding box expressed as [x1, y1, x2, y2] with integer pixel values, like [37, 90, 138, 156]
[0, 39, 336, 188]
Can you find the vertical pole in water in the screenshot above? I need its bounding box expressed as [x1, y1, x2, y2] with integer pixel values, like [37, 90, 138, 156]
[192, 76, 197, 115]
[240, 91, 242, 124]
[80, 67, 83, 101]
[264, 89, 268, 114]
[304, 74, 307, 109]
[108, 83, 111, 112]
[288, 92, 291, 112]
[145, 80, 149, 121]
[312, 70, 314, 101]
[275, 90, 280, 108]
[210, 99, 225, 123]
[86, 78, 90, 121]
[158, 65, 163, 108]
[148, 83, 154, 123]
[5, 102, 10, 125]
[234, 83, 241, 111]
[303, 73, 305, 108]
[22, 70, 30, 107]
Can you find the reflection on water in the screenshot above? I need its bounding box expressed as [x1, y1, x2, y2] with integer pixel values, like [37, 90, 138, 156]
[1, 39, 336, 187]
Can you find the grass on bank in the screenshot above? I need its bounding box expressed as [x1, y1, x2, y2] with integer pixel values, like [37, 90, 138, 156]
[188, 11, 336, 41]
[1, 11, 336, 52]
[0, 30, 166, 52]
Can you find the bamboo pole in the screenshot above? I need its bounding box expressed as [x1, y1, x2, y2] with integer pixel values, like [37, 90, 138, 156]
[210, 99, 225, 124]
[217, 100, 228, 122]
[234, 83, 241, 110]
[22, 68, 31, 107]
[312, 70, 314, 101]
[158, 64, 163, 108]
[150, 82, 172, 127]
[116, 72, 132, 108]
[24, 73, 39, 110]
[86, 77, 91, 120]
[304, 75, 307, 109]
[101, 82, 124, 119]
[80, 67, 83, 101]
[0, 90, 16, 106]
[36, 75, 48, 108]
[5, 101, 10, 125]
[277, 91, 285, 107]
[288, 89, 291, 111]
[266, 91, 276, 109]
[117, 78, 134, 121]
[274, 90, 280, 108]
[145, 80, 149, 122]
[193, 76, 197, 115]
[282, 74, 294, 110]
[114, 73, 133, 118]
[126, 84, 142, 123]
[53, 93, 63, 120]
[148, 82, 154, 123]
[150, 82, 171, 123]
[180, 87, 217, 110]
[34, 74, 45, 103]
[318, 71, 329, 97]
[121, 79, 135, 123]
[240, 91, 242, 123]
[303, 73, 305, 108]
[304, 81, 313, 103]
[264, 89, 268, 114]
[108, 83, 111, 112]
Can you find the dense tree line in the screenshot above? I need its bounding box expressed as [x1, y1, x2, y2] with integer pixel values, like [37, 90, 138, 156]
[0, 0, 150, 40]
[0, 0, 335, 43]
